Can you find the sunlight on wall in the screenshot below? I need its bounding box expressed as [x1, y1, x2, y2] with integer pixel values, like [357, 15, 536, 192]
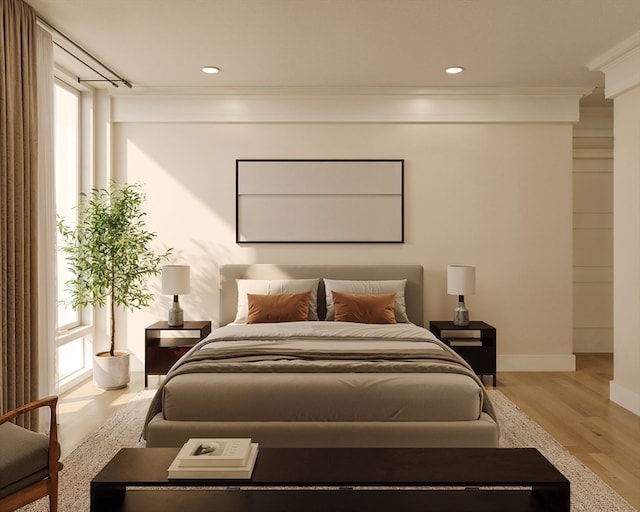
[112, 116, 574, 373]
[118, 136, 257, 368]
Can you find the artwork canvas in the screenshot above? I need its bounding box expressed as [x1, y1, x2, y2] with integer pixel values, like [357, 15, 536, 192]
[236, 159, 404, 243]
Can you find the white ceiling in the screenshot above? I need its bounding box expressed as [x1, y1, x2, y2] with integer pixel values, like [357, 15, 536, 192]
[25, 0, 640, 92]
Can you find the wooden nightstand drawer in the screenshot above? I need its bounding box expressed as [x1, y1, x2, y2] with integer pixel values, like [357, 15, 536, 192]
[145, 346, 190, 374]
[429, 320, 497, 386]
[144, 321, 212, 386]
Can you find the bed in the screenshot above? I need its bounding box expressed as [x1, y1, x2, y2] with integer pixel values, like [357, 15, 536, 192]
[144, 264, 499, 448]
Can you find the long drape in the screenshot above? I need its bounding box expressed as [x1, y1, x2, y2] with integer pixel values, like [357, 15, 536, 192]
[36, 24, 56, 414]
[0, 0, 40, 429]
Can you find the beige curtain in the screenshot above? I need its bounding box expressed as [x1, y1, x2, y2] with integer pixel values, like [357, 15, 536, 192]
[36, 24, 56, 411]
[0, 0, 40, 428]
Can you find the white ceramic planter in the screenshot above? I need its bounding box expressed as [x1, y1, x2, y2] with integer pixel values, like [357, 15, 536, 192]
[93, 351, 130, 390]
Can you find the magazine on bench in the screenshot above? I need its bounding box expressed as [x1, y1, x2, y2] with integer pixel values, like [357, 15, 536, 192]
[168, 438, 259, 479]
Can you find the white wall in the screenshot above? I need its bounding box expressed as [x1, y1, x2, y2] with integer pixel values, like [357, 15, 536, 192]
[612, 84, 640, 414]
[590, 33, 640, 415]
[107, 90, 576, 374]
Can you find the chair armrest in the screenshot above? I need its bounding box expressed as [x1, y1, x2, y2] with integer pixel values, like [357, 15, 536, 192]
[0, 396, 58, 425]
[0, 396, 60, 474]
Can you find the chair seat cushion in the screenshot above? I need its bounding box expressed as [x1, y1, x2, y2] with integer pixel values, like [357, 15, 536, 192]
[0, 422, 50, 497]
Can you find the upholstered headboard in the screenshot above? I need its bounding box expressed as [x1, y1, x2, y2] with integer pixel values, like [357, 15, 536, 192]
[219, 264, 424, 326]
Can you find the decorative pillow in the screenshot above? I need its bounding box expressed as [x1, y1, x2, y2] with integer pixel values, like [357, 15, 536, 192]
[234, 278, 320, 323]
[247, 291, 311, 324]
[332, 291, 397, 324]
[324, 279, 409, 322]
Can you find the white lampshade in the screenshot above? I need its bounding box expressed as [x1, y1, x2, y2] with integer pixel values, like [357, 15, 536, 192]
[447, 265, 476, 296]
[162, 265, 190, 295]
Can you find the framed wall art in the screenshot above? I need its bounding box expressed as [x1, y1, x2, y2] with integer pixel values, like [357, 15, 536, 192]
[236, 159, 404, 243]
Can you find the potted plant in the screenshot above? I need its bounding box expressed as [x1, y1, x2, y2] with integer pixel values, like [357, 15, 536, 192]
[58, 181, 171, 389]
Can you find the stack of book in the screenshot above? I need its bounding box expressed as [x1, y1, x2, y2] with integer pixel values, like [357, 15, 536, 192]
[168, 438, 259, 479]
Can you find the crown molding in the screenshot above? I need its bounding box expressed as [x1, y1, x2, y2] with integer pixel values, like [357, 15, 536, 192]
[587, 31, 640, 98]
[112, 85, 590, 98]
[587, 31, 640, 71]
[111, 86, 587, 124]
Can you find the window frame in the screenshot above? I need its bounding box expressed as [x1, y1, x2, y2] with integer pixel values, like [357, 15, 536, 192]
[53, 74, 95, 391]
[54, 77, 82, 332]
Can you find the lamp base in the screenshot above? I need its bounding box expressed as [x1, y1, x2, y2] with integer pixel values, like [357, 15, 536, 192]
[168, 296, 184, 327]
[453, 300, 469, 327]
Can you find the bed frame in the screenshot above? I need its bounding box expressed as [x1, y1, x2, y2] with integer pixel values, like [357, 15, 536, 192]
[145, 264, 499, 448]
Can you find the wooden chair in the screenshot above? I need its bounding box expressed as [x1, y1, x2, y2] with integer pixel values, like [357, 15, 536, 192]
[0, 396, 61, 512]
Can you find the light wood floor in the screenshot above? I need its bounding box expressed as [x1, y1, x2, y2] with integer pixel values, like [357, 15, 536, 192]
[57, 354, 640, 508]
[499, 353, 640, 509]
[57, 372, 153, 459]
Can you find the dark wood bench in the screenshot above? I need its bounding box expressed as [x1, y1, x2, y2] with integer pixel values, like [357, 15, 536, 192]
[91, 447, 570, 512]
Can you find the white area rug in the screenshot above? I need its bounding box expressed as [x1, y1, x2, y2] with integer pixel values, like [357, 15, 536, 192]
[18, 389, 636, 511]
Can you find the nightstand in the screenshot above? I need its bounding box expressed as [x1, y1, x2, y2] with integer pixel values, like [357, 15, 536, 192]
[429, 320, 496, 386]
[144, 320, 212, 386]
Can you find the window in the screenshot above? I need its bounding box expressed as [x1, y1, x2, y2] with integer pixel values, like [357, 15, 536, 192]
[54, 80, 80, 330]
[54, 78, 92, 390]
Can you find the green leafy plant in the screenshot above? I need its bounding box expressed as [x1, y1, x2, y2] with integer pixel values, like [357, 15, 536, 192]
[58, 181, 171, 357]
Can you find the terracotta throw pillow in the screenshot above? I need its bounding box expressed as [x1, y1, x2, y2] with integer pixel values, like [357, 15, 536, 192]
[247, 291, 311, 324]
[331, 291, 397, 324]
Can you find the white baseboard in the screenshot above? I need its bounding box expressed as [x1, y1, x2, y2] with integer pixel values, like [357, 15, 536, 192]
[497, 354, 576, 372]
[610, 380, 640, 415]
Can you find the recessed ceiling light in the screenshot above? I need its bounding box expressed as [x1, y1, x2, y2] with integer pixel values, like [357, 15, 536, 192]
[445, 66, 465, 74]
[202, 66, 220, 74]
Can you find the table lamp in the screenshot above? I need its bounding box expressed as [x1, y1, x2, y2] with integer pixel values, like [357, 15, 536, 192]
[447, 264, 476, 326]
[162, 265, 190, 326]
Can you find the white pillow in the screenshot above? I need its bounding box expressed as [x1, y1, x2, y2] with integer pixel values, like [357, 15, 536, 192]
[323, 279, 409, 323]
[234, 278, 320, 323]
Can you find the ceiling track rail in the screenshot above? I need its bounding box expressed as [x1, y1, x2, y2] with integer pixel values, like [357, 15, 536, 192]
[37, 15, 132, 88]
